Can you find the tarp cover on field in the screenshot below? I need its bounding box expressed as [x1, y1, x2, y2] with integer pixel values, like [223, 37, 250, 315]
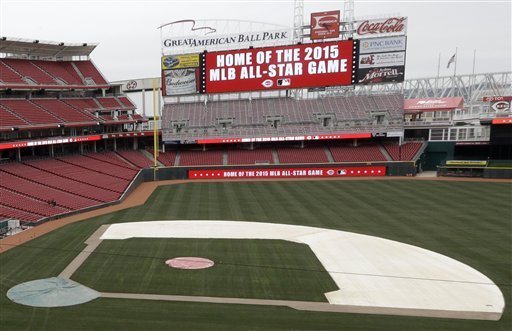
[7, 277, 99, 307]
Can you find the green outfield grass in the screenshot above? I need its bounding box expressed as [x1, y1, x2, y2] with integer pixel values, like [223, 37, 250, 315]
[72, 238, 338, 301]
[0, 179, 511, 331]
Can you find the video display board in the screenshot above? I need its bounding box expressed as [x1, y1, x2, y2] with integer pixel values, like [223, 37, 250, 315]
[203, 40, 355, 93]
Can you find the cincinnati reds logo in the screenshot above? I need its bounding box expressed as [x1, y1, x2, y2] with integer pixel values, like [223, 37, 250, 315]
[126, 80, 137, 89]
[262, 79, 273, 88]
[312, 15, 339, 30]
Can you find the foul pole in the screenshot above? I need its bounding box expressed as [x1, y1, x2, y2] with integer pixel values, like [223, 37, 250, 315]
[153, 78, 159, 181]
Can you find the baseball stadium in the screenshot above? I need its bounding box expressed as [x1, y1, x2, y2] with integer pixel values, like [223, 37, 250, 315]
[0, 1, 511, 330]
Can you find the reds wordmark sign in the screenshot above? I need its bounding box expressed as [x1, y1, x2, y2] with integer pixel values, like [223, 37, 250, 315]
[310, 10, 340, 40]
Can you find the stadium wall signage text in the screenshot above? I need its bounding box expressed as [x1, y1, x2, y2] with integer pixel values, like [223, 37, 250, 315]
[0, 135, 101, 150]
[162, 69, 199, 96]
[483, 96, 511, 112]
[491, 118, 512, 125]
[162, 29, 292, 49]
[161, 54, 200, 70]
[204, 41, 355, 93]
[358, 51, 405, 69]
[189, 166, 386, 179]
[310, 10, 340, 40]
[195, 132, 371, 144]
[356, 66, 405, 84]
[355, 17, 407, 38]
[483, 96, 512, 102]
[359, 36, 407, 54]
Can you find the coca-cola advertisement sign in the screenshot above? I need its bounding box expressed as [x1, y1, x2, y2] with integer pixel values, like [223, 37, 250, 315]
[355, 17, 407, 38]
[357, 66, 405, 85]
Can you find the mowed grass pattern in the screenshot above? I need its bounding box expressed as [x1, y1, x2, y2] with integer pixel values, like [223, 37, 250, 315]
[72, 238, 338, 301]
[0, 179, 510, 331]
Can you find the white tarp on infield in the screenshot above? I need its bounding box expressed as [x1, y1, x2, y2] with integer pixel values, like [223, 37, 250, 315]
[101, 220, 504, 318]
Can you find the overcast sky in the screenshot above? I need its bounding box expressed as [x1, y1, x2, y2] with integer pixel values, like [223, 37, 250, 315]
[1, 0, 510, 82]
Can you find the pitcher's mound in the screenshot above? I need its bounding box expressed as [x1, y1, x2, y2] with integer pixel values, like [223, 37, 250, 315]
[165, 257, 214, 269]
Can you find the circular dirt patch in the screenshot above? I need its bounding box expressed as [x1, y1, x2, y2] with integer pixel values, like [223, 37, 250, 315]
[7, 277, 100, 307]
[165, 257, 214, 269]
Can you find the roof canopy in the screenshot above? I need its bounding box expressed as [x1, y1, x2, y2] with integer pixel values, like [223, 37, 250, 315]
[404, 97, 464, 113]
[0, 37, 97, 58]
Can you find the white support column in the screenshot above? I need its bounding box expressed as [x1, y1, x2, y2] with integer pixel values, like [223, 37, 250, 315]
[142, 89, 147, 117]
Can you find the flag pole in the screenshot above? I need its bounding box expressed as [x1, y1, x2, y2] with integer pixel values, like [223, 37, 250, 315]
[453, 47, 458, 77]
[470, 49, 476, 102]
[436, 52, 440, 97]
[452, 47, 457, 96]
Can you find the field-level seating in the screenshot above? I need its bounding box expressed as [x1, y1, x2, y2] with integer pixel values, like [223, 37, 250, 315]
[85, 152, 135, 169]
[329, 143, 387, 162]
[25, 158, 129, 194]
[0, 163, 117, 202]
[178, 149, 224, 166]
[227, 148, 274, 165]
[0, 170, 98, 211]
[57, 154, 137, 180]
[0, 205, 41, 223]
[146, 148, 177, 167]
[383, 142, 424, 161]
[0, 187, 70, 217]
[277, 145, 329, 164]
[116, 150, 153, 168]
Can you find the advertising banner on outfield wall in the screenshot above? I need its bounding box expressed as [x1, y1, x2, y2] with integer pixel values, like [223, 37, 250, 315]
[195, 132, 372, 144]
[355, 17, 407, 38]
[204, 40, 355, 93]
[359, 36, 407, 54]
[356, 66, 405, 85]
[189, 166, 386, 179]
[161, 54, 200, 70]
[310, 10, 341, 40]
[162, 69, 199, 96]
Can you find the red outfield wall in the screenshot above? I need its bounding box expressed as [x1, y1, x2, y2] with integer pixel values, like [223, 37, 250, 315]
[189, 166, 386, 179]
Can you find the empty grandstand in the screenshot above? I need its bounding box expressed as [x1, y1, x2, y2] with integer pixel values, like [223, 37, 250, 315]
[0, 38, 153, 224]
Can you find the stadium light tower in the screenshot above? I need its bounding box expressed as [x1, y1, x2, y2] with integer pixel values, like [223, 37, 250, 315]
[293, 0, 304, 44]
[291, 0, 305, 100]
[342, 0, 355, 39]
